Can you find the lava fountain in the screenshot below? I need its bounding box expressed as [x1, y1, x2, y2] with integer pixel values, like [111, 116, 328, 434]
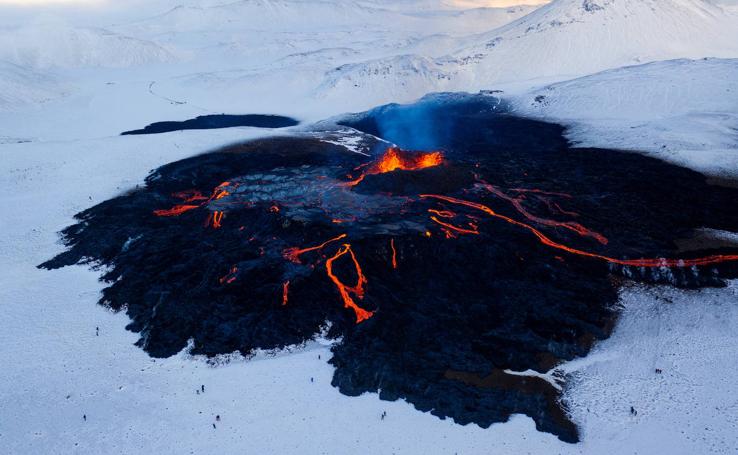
[345, 147, 443, 186]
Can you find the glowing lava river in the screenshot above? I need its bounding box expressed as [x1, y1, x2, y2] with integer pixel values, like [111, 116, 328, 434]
[41, 94, 738, 443]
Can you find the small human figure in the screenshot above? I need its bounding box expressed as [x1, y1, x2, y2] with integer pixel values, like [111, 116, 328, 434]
[310, 377, 314, 383]
[630, 406, 637, 416]
[655, 368, 662, 374]
[381, 411, 387, 420]
[96, 327, 99, 336]
[83, 414, 87, 421]
[216, 415, 220, 422]
[201, 385, 205, 393]
[196, 389, 200, 395]
[318, 355, 321, 360]
[212, 423, 216, 429]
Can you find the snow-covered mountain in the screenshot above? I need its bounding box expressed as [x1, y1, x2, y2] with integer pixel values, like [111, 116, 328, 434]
[116, 0, 537, 63]
[321, 0, 738, 102]
[122, 0, 536, 34]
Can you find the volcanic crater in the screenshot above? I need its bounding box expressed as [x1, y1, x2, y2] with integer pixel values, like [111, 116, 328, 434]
[42, 94, 738, 442]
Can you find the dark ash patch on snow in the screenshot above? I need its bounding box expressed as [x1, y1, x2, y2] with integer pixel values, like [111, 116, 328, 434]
[121, 114, 299, 135]
[43, 94, 738, 443]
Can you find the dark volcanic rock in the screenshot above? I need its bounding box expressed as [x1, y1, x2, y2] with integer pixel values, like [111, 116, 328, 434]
[121, 114, 299, 135]
[42, 94, 738, 443]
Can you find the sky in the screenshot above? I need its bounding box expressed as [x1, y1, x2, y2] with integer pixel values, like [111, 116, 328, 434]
[0, 0, 551, 6]
[0, 0, 735, 10]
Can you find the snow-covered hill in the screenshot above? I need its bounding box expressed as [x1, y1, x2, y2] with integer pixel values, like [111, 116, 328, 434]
[116, 0, 536, 64]
[122, 0, 535, 35]
[0, 22, 175, 69]
[514, 57, 738, 178]
[0, 60, 65, 109]
[320, 0, 738, 103]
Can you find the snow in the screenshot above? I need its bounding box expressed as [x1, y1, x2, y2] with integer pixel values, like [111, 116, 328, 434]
[2, 0, 738, 453]
[0, 20, 175, 69]
[0, 59, 66, 109]
[513, 58, 738, 179]
[563, 282, 738, 454]
[320, 0, 738, 105]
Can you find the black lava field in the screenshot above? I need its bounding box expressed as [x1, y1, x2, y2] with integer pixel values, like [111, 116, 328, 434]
[42, 94, 738, 442]
[121, 114, 299, 135]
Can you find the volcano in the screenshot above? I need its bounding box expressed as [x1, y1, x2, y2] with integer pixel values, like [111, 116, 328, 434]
[40, 94, 738, 443]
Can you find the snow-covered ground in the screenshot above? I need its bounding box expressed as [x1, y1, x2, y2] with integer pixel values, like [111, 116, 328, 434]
[513, 58, 738, 179]
[2, 1, 738, 454]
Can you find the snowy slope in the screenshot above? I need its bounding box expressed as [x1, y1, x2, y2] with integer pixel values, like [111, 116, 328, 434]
[513, 58, 738, 178]
[0, 21, 175, 69]
[320, 0, 738, 102]
[454, 0, 738, 83]
[116, 0, 536, 64]
[0, 60, 66, 109]
[122, 0, 535, 35]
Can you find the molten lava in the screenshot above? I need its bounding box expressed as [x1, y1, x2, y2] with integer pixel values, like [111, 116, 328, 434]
[390, 238, 398, 269]
[207, 211, 225, 229]
[325, 243, 373, 323]
[153, 205, 200, 217]
[282, 281, 290, 306]
[283, 234, 348, 264]
[430, 216, 480, 238]
[346, 147, 443, 186]
[421, 194, 738, 268]
[219, 266, 238, 285]
[154, 181, 234, 218]
[477, 182, 608, 245]
[172, 190, 208, 203]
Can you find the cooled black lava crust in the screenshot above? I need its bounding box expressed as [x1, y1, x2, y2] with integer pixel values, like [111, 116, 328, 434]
[121, 114, 299, 135]
[42, 94, 738, 443]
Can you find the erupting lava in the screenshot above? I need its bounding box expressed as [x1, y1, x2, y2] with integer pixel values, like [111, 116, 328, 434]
[421, 194, 738, 268]
[346, 147, 443, 186]
[325, 243, 373, 323]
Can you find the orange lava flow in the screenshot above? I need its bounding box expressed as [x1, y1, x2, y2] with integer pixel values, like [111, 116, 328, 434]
[430, 216, 480, 238]
[421, 194, 738, 268]
[219, 266, 238, 285]
[390, 238, 398, 269]
[208, 211, 225, 229]
[172, 190, 208, 203]
[283, 233, 348, 264]
[211, 182, 231, 201]
[346, 147, 443, 186]
[282, 281, 290, 306]
[153, 204, 200, 217]
[154, 181, 233, 217]
[478, 183, 608, 245]
[428, 209, 456, 218]
[325, 244, 374, 323]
